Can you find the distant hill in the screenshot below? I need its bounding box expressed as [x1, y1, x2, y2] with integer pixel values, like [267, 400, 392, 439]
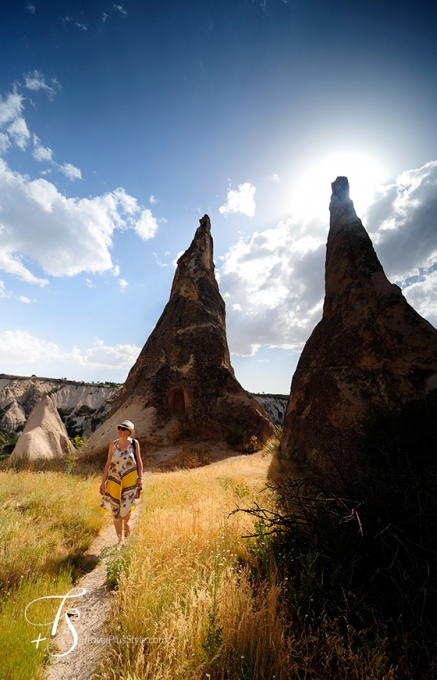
[0, 373, 286, 457]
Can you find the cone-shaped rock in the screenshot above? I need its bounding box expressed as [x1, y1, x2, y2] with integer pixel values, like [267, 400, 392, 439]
[9, 395, 72, 463]
[282, 177, 437, 470]
[85, 215, 275, 458]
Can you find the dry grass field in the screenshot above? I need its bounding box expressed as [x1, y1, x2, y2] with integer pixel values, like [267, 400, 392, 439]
[0, 447, 398, 680]
[96, 451, 394, 680]
[0, 469, 109, 680]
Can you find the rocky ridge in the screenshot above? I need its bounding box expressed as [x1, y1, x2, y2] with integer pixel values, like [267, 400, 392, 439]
[0, 373, 286, 460]
[0, 373, 121, 438]
[282, 176, 437, 471]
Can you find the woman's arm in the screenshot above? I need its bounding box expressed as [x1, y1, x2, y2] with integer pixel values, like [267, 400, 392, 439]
[134, 439, 143, 488]
[99, 443, 113, 495]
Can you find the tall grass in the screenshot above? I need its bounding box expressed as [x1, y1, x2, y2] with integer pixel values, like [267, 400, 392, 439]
[0, 469, 108, 680]
[96, 452, 394, 679]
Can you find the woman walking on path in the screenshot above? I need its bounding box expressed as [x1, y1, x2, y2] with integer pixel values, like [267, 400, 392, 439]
[99, 420, 143, 545]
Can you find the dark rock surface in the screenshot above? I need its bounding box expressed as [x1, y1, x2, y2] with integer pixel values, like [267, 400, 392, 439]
[85, 215, 275, 458]
[282, 177, 437, 471]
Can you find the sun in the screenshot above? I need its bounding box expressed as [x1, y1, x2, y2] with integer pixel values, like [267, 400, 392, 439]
[290, 152, 387, 222]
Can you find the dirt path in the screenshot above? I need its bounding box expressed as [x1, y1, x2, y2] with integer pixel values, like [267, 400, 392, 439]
[43, 443, 273, 680]
[44, 500, 142, 680]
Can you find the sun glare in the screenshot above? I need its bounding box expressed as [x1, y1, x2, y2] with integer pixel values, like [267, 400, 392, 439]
[291, 153, 387, 221]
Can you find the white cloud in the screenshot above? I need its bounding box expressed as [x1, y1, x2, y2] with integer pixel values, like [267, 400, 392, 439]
[19, 296, 31, 303]
[59, 162, 82, 181]
[75, 339, 140, 369]
[0, 92, 23, 127]
[0, 280, 6, 298]
[0, 91, 49, 156]
[219, 217, 325, 355]
[266, 173, 280, 182]
[26, 2, 35, 13]
[24, 71, 59, 100]
[86, 279, 95, 288]
[149, 195, 157, 204]
[365, 161, 437, 281]
[32, 135, 53, 162]
[112, 265, 120, 277]
[0, 331, 140, 371]
[113, 4, 128, 15]
[119, 279, 128, 289]
[219, 159, 437, 359]
[0, 133, 10, 153]
[0, 331, 64, 363]
[6, 115, 30, 150]
[0, 158, 159, 284]
[134, 208, 159, 240]
[153, 252, 170, 267]
[219, 182, 256, 217]
[75, 22, 88, 31]
[401, 269, 437, 330]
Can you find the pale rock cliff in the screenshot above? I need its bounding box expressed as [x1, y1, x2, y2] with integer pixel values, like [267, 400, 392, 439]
[282, 177, 437, 471]
[9, 395, 73, 462]
[0, 374, 120, 437]
[251, 394, 288, 426]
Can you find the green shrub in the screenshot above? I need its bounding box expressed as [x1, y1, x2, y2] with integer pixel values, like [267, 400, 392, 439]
[76, 404, 96, 416]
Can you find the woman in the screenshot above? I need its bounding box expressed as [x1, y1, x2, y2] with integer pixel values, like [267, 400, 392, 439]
[99, 419, 143, 545]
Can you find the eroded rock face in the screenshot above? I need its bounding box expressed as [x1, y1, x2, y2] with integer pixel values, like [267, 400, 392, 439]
[282, 177, 437, 471]
[9, 395, 72, 463]
[85, 215, 275, 458]
[0, 374, 120, 436]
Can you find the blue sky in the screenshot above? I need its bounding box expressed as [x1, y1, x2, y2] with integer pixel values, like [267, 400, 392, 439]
[1, 0, 437, 394]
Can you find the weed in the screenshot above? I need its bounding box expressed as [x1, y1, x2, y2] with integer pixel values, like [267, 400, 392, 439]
[106, 549, 130, 590]
[71, 435, 86, 450]
[244, 435, 259, 453]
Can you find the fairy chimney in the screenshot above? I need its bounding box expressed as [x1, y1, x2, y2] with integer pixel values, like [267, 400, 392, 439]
[85, 215, 275, 458]
[282, 177, 437, 471]
[9, 394, 72, 463]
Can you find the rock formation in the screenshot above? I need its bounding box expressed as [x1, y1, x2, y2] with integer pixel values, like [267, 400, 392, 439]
[251, 393, 288, 426]
[282, 177, 437, 471]
[0, 374, 120, 437]
[85, 215, 275, 458]
[9, 395, 73, 463]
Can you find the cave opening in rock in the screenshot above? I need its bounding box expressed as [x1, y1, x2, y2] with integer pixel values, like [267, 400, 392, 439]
[168, 387, 187, 418]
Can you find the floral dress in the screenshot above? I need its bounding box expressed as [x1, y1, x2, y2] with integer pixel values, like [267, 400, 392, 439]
[100, 439, 138, 519]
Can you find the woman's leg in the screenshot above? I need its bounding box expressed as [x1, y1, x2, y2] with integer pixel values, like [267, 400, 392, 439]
[114, 518, 123, 542]
[122, 512, 131, 538]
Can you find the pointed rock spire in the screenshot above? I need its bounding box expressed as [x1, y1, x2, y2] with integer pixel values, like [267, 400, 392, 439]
[85, 215, 275, 459]
[9, 395, 72, 463]
[282, 177, 437, 471]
